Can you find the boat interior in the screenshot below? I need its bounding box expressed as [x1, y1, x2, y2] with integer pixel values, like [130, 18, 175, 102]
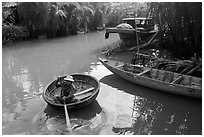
[44, 75, 99, 104]
[114, 61, 202, 89]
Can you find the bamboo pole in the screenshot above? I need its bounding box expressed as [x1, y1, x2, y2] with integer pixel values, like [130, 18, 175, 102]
[129, 31, 159, 51]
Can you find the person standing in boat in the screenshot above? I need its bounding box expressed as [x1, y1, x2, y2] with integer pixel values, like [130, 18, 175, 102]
[54, 75, 78, 104]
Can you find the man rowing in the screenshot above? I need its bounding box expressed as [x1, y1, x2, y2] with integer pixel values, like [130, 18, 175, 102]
[53, 75, 78, 104]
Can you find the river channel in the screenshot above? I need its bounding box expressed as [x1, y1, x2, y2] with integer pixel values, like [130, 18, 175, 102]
[2, 31, 202, 135]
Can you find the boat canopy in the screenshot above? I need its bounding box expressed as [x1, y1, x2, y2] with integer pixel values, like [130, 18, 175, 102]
[122, 17, 155, 30]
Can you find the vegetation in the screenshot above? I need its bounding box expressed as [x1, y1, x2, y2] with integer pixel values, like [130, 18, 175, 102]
[105, 2, 147, 27]
[2, 2, 146, 44]
[2, 3, 29, 44]
[147, 2, 202, 59]
[2, 25, 29, 44]
[2, 2, 202, 61]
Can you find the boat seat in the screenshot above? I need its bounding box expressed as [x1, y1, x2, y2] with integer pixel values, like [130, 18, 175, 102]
[136, 69, 151, 76]
[171, 76, 183, 84]
[131, 64, 143, 68]
[116, 64, 124, 68]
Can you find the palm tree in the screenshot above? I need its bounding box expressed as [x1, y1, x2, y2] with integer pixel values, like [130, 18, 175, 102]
[93, 8, 104, 30]
[47, 3, 68, 37]
[80, 6, 94, 32]
[147, 2, 202, 58]
[17, 2, 49, 38]
[105, 2, 145, 27]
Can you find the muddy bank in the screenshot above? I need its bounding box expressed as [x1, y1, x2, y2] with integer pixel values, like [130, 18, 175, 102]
[100, 41, 202, 78]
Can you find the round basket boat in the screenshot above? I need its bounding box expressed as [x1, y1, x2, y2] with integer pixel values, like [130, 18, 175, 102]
[43, 74, 100, 110]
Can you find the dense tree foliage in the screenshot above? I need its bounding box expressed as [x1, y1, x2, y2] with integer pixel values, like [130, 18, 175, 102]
[2, 2, 146, 43]
[17, 2, 49, 37]
[2, 2, 202, 60]
[147, 2, 202, 58]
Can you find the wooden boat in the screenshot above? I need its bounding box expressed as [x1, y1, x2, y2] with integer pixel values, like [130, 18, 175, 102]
[43, 74, 100, 110]
[99, 58, 202, 99]
[105, 17, 158, 47]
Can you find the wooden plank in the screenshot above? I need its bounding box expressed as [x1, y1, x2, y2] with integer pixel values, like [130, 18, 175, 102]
[155, 69, 159, 79]
[116, 64, 124, 68]
[171, 76, 183, 84]
[136, 69, 151, 76]
[186, 63, 201, 75]
[169, 72, 174, 82]
[162, 71, 166, 81]
[74, 87, 94, 97]
[75, 92, 93, 101]
[189, 76, 192, 86]
[165, 72, 172, 83]
[131, 64, 143, 68]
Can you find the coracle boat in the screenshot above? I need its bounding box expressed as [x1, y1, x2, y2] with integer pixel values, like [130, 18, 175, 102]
[99, 58, 202, 99]
[43, 74, 100, 109]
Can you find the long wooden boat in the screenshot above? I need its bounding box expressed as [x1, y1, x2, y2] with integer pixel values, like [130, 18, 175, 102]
[99, 58, 202, 99]
[43, 74, 100, 110]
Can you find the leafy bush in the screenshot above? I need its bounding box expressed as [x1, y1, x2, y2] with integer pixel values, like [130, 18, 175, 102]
[147, 2, 202, 58]
[2, 2, 149, 42]
[17, 2, 49, 37]
[2, 25, 30, 44]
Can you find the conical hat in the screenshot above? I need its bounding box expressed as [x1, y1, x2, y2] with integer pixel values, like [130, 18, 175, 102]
[64, 75, 74, 82]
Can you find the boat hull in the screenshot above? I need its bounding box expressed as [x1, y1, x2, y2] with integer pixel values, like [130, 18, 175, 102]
[105, 28, 157, 46]
[99, 58, 202, 99]
[43, 74, 100, 110]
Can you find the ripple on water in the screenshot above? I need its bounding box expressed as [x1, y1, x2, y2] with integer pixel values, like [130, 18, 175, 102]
[29, 108, 108, 135]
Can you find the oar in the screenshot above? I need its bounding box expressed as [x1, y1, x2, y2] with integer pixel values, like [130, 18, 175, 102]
[63, 87, 94, 131]
[64, 100, 72, 132]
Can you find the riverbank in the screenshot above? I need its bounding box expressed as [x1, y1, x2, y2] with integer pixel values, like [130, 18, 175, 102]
[100, 39, 173, 61]
[99, 40, 202, 78]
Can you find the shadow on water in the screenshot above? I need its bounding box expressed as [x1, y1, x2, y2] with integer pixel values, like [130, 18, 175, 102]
[100, 74, 201, 106]
[44, 100, 102, 120]
[99, 74, 202, 135]
[30, 100, 108, 135]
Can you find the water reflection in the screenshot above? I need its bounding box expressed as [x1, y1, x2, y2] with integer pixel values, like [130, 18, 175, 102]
[2, 98, 46, 134]
[30, 100, 107, 135]
[3, 54, 45, 105]
[2, 58, 45, 127]
[99, 71, 202, 135]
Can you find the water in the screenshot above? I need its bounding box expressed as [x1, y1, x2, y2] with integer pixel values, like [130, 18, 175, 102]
[2, 31, 202, 135]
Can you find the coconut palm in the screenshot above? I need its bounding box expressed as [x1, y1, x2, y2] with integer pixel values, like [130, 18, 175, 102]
[2, 2, 29, 44]
[93, 8, 104, 30]
[2, 4, 17, 25]
[81, 6, 94, 32]
[47, 3, 68, 37]
[105, 2, 145, 27]
[68, 6, 84, 35]
[62, 3, 77, 24]
[17, 2, 49, 37]
[147, 2, 202, 58]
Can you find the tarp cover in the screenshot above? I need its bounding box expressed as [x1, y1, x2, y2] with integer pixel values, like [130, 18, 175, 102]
[116, 23, 133, 29]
